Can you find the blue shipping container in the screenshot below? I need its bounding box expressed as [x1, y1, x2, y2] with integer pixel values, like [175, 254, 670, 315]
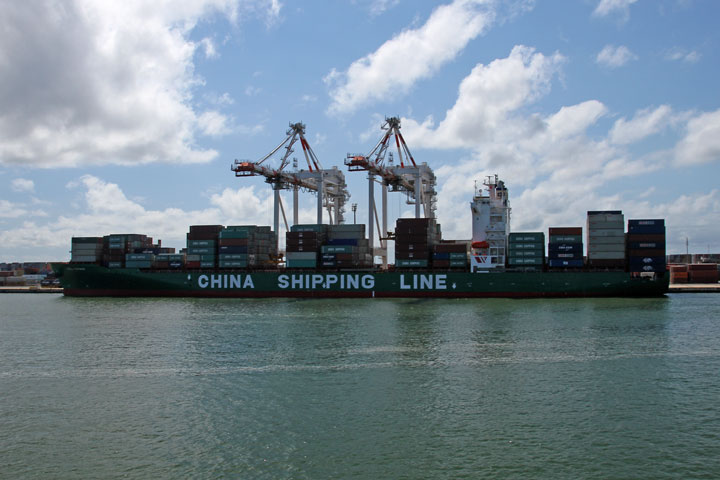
[548, 259, 584, 268]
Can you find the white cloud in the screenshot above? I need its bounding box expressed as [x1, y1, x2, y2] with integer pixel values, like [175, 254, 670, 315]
[665, 47, 701, 64]
[609, 105, 674, 145]
[0, 1, 280, 168]
[325, 0, 496, 115]
[0, 174, 332, 261]
[199, 37, 218, 59]
[11, 178, 35, 193]
[593, 0, 638, 21]
[596, 45, 637, 68]
[0, 199, 27, 218]
[675, 109, 720, 165]
[369, 0, 401, 16]
[197, 111, 233, 137]
[402, 46, 565, 149]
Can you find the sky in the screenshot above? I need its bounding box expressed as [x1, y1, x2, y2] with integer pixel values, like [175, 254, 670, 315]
[2, 0, 720, 262]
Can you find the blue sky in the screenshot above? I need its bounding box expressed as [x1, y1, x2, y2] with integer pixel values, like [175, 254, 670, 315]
[1, 0, 719, 262]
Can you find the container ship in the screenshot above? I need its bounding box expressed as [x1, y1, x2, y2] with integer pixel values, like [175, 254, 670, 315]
[53, 175, 669, 298]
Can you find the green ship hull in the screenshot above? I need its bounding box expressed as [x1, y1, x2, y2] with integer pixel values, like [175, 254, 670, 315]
[52, 264, 669, 298]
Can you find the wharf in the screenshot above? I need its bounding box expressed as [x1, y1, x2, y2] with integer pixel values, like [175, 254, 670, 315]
[669, 283, 720, 293]
[0, 286, 63, 294]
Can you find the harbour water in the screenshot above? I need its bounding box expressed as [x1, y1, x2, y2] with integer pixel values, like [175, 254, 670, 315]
[1, 293, 719, 479]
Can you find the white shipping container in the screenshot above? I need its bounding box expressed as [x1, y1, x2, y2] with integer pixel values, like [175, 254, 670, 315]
[588, 252, 626, 260]
[586, 229, 625, 237]
[588, 244, 626, 253]
[587, 213, 624, 224]
[286, 252, 317, 260]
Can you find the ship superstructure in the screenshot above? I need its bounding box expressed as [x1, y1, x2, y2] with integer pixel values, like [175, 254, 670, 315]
[470, 175, 511, 272]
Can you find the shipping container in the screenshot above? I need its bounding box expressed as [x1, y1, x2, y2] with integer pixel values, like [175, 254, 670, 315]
[395, 259, 429, 268]
[548, 227, 582, 235]
[548, 259, 584, 268]
[509, 232, 545, 243]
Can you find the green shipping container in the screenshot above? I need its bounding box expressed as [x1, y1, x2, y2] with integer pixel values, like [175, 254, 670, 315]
[549, 235, 582, 243]
[286, 259, 318, 268]
[219, 254, 247, 260]
[125, 261, 153, 268]
[509, 232, 545, 243]
[219, 261, 248, 268]
[188, 240, 216, 247]
[321, 245, 355, 254]
[187, 247, 215, 255]
[396, 259, 429, 268]
[508, 257, 544, 266]
[291, 224, 327, 233]
[508, 249, 545, 257]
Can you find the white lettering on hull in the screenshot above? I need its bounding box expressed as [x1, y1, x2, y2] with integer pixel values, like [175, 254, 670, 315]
[199, 273, 448, 290]
[198, 274, 255, 289]
[400, 274, 447, 290]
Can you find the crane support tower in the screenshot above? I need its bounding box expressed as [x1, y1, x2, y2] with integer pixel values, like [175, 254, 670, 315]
[232, 122, 349, 251]
[345, 116, 436, 268]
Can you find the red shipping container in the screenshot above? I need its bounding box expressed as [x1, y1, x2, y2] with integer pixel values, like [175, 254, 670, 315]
[549, 227, 582, 235]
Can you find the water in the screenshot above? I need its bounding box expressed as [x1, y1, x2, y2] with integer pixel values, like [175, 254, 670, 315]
[1, 294, 719, 479]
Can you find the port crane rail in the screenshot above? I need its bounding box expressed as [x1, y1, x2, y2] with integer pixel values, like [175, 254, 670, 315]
[344, 117, 436, 268]
[232, 122, 349, 247]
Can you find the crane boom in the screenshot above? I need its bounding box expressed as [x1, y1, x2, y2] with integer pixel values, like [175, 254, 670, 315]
[231, 122, 350, 238]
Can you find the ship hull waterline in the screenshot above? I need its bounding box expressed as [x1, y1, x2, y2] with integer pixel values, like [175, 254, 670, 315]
[53, 264, 669, 298]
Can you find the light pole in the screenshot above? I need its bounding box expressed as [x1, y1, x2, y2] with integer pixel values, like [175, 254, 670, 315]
[352, 203, 357, 224]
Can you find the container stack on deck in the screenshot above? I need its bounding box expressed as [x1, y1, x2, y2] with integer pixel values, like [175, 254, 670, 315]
[218, 226, 277, 269]
[286, 224, 327, 268]
[547, 227, 583, 268]
[432, 242, 469, 270]
[586, 211, 625, 269]
[507, 232, 545, 271]
[687, 263, 718, 283]
[627, 219, 666, 276]
[321, 224, 371, 269]
[70, 237, 104, 264]
[107, 234, 155, 268]
[186, 225, 223, 269]
[394, 218, 440, 268]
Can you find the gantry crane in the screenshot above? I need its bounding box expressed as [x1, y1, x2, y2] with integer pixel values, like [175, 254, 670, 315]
[232, 122, 349, 250]
[345, 116, 436, 268]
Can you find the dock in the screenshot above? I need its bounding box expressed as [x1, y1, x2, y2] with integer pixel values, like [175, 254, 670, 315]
[668, 283, 720, 293]
[0, 286, 63, 294]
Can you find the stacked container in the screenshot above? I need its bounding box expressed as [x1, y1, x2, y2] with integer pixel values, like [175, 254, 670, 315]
[507, 232, 545, 271]
[669, 265, 688, 283]
[106, 234, 151, 268]
[186, 225, 223, 269]
[586, 211, 625, 269]
[218, 225, 278, 269]
[70, 237, 104, 264]
[548, 227, 583, 268]
[286, 224, 327, 268]
[688, 264, 718, 283]
[155, 254, 185, 269]
[125, 252, 154, 269]
[432, 242, 469, 270]
[320, 224, 371, 269]
[627, 219, 665, 275]
[394, 218, 440, 268]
